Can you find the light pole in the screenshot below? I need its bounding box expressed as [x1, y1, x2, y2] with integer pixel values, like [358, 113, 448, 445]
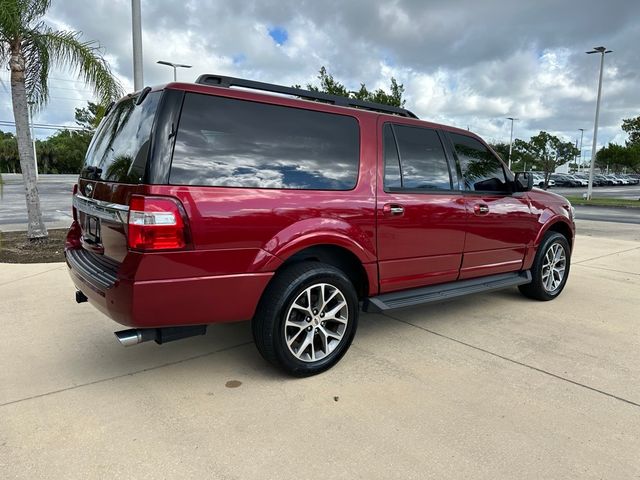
[131, 0, 144, 90]
[586, 46, 612, 200]
[157, 60, 192, 81]
[577, 128, 585, 172]
[27, 101, 38, 180]
[507, 117, 518, 170]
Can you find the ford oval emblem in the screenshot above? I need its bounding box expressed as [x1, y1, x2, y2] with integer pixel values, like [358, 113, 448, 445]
[85, 183, 94, 197]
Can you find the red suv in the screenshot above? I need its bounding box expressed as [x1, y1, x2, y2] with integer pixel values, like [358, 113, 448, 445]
[66, 74, 575, 376]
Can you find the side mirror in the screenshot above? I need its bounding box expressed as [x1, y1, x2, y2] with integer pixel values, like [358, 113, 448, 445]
[514, 172, 533, 192]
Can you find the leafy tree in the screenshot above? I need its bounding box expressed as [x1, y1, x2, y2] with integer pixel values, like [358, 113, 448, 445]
[515, 131, 579, 187]
[488, 142, 509, 162]
[75, 101, 106, 133]
[596, 142, 640, 173]
[0, 0, 123, 239]
[37, 129, 88, 173]
[302, 66, 406, 108]
[0, 130, 19, 173]
[621, 115, 640, 147]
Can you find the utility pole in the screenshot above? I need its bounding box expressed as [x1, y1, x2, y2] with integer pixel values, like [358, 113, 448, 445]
[27, 101, 38, 180]
[131, 0, 144, 91]
[507, 117, 518, 170]
[578, 128, 585, 172]
[586, 46, 612, 200]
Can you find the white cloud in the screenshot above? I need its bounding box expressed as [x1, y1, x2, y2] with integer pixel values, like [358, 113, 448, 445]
[1, 0, 638, 154]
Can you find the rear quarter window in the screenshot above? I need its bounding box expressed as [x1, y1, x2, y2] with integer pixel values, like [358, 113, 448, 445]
[169, 93, 360, 190]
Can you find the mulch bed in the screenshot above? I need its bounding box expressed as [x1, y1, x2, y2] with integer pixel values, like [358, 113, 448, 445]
[0, 229, 67, 263]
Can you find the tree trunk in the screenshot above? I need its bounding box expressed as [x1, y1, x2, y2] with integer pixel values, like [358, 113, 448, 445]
[9, 46, 48, 239]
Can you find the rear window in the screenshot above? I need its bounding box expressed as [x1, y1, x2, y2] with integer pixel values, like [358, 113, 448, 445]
[80, 91, 161, 183]
[169, 93, 360, 190]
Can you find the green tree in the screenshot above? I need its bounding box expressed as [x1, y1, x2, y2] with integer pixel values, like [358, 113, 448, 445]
[37, 129, 88, 173]
[0, 130, 19, 173]
[596, 142, 640, 173]
[75, 101, 106, 133]
[515, 131, 579, 187]
[303, 66, 406, 108]
[621, 115, 640, 147]
[0, 0, 123, 239]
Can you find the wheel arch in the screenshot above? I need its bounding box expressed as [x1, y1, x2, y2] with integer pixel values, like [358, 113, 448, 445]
[275, 244, 372, 299]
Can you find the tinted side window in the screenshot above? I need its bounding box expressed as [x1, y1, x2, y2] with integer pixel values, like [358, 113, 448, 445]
[451, 133, 507, 192]
[383, 124, 402, 189]
[170, 93, 360, 190]
[389, 124, 451, 190]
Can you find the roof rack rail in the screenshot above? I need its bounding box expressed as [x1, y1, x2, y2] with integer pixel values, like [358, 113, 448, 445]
[194, 74, 418, 119]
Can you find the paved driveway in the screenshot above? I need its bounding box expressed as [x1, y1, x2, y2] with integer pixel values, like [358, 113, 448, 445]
[1, 229, 639, 479]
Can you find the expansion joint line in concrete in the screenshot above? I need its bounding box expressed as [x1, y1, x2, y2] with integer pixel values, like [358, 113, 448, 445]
[382, 312, 640, 409]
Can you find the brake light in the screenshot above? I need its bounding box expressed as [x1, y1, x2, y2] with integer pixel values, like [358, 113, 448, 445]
[72, 184, 78, 221]
[127, 195, 190, 251]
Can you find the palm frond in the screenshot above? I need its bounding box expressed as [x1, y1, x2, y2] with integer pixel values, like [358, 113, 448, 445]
[0, 0, 49, 41]
[18, 0, 50, 26]
[33, 28, 124, 106]
[21, 27, 50, 106]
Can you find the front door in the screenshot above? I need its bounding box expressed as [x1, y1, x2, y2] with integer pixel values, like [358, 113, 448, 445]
[376, 121, 467, 293]
[446, 132, 538, 280]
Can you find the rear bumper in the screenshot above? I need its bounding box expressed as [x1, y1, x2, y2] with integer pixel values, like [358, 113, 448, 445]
[66, 248, 273, 328]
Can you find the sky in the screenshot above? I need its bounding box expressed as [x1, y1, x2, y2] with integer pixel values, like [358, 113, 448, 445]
[1, 0, 639, 161]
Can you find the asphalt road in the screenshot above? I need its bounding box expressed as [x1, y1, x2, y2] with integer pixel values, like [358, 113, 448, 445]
[0, 174, 76, 230]
[1, 174, 639, 230]
[2, 229, 639, 479]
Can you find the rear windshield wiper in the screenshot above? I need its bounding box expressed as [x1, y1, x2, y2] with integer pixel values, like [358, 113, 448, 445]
[84, 165, 103, 180]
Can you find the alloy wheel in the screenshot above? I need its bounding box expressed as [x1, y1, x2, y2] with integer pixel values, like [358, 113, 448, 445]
[541, 243, 566, 293]
[284, 283, 349, 362]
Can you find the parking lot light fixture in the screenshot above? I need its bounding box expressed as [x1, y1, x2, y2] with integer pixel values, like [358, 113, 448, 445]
[157, 60, 192, 81]
[586, 46, 612, 200]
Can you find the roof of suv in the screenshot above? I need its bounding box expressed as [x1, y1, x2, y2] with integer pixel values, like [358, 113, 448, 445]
[142, 74, 484, 143]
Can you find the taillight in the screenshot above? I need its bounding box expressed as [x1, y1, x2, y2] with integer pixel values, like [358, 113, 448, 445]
[127, 195, 190, 251]
[72, 184, 78, 221]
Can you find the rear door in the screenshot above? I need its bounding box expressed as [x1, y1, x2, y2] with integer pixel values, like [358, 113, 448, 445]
[74, 90, 163, 262]
[446, 132, 538, 280]
[376, 121, 466, 293]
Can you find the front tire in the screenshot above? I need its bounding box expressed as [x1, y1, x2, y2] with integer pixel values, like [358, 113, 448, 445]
[519, 232, 571, 301]
[252, 261, 359, 376]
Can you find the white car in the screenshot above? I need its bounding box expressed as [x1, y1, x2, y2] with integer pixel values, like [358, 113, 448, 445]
[531, 174, 555, 188]
[566, 174, 588, 186]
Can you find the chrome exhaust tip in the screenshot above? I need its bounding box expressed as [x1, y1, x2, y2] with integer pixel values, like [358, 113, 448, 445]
[114, 329, 155, 347]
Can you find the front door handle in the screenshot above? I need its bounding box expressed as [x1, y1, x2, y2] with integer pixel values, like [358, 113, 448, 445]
[383, 203, 405, 216]
[473, 203, 490, 216]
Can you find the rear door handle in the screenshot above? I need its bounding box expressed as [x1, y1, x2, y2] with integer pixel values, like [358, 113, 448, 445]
[383, 203, 405, 216]
[473, 203, 490, 216]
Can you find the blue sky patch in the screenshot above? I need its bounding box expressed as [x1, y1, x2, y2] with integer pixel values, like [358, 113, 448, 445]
[268, 26, 288, 45]
[232, 53, 246, 65]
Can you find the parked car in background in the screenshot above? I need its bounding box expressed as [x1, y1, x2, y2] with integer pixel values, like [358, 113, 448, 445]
[605, 175, 623, 185]
[531, 173, 554, 188]
[566, 174, 588, 187]
[619, 174, 638, 185]
[551, 173, 580, 187]
[593, 174, 610, 186]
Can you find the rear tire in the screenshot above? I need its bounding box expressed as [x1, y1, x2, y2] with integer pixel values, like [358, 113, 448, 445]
[519, 232, 571, 301]
[252, 261, 359, 377]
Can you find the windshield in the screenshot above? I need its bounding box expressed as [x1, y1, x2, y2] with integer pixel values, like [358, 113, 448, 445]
[80, 91, 161, 183]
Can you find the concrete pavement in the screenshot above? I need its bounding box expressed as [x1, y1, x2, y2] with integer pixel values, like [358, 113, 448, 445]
[1, 227, 639, 479]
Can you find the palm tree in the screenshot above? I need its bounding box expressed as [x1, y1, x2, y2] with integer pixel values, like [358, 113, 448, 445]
[0, 0, 124, 239]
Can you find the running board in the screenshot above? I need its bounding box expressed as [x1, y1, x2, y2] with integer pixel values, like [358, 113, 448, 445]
[363, 271, 532, 313]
